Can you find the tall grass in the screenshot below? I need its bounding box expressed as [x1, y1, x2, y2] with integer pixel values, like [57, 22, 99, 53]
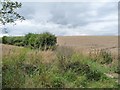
[2, 45, 119, 88]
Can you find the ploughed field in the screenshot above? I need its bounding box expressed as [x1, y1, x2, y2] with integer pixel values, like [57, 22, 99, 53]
[57, 36, 118, 55]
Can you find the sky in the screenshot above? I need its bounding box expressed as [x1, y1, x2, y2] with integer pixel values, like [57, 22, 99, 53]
[0, 0, 119, 36]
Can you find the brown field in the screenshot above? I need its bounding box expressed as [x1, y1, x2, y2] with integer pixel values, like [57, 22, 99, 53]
[57, 36, 118, 56]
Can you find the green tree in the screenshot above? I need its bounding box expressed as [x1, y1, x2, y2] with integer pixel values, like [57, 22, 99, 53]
[24, 33, 33, 46]
[2, 36, 8, 44]
[0, 0, 25, 25]
[36, 32, 57, 50]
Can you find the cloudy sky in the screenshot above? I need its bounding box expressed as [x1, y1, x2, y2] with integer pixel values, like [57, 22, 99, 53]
[0, 0, 119, 36]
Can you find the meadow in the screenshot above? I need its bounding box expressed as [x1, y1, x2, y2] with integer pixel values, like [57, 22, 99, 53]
[2, 36, 120, 88]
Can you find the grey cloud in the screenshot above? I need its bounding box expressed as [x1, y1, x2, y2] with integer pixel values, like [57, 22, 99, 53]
[50, 3, 90, 26]
[1, 2, 118, 36]
[49, 2, 117, 27]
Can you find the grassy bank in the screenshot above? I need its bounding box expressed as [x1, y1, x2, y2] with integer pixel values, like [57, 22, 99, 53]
[2, 44, 119, 88]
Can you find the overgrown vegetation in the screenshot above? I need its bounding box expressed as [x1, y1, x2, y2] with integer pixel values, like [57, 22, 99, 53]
[2, 32, 57, 50]
[89, 49, 113, 64]
[2, 44, 119, 88]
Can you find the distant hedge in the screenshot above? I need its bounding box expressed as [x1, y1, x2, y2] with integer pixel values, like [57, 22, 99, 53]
[2, 36, 24, 46]
[2, 32, 57, 50]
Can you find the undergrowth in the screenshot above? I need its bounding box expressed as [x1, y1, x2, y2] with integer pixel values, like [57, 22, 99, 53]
[2, 46, 119, 88]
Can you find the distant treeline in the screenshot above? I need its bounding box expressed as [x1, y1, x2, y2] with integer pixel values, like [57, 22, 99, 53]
[2, 32, 57, 50]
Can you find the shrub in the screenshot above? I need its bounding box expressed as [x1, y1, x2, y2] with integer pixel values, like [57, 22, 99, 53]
[89, 49, 113, 64]
[35, 32, 57, 50]
[2, 36, 24, 46]
[70, 54, 105, 81]
[2, 36, 14, 44]
[114, 66, 120, 74]
[24, 33, 33, 46]
[2, 36, 8, 44]
[66, 61, 90, 74]
[12, 37, 24, 46]
[24, 32, 57, 50]
[2, 32, 57, 50]
[99, 49, 113, 64]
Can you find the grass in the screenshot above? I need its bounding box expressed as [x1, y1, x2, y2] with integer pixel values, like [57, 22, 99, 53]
[2, 44, 119, 88]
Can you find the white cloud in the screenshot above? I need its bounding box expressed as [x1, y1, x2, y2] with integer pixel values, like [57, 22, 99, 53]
[0, 2, 118, 36]
[11, 0, 119, 2]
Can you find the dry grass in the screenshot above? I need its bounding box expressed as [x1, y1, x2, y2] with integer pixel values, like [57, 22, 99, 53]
[2, 44, 56, 65]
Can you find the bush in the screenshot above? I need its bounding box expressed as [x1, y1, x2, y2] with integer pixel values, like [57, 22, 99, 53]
[13, 37, 24, 46]
[65, 61, 103, 81]
[89, 49, 113, 64]
[2, 32, 57, 50]
[35, 32, 57, 50]
[99, 50, 113, 64]
[24, 32, 57, 50]
[2, 36, 14, 44]
[24, 33, 33, 46]
[2, 36, 24, 46]
[2, 36, 8, 44]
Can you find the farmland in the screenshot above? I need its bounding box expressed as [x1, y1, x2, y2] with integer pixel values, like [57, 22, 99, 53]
[57, 36, 118, 58]
[1, 36, 119, 88]
[57, 36, 118, 52]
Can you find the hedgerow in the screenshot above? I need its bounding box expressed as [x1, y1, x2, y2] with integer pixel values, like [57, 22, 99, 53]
[2, 32, 57, 50]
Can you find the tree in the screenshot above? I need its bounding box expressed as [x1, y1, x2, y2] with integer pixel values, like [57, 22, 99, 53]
[2, 36, 8, 44]
[35, 32, 57, 50]
[0, 0, 25, 25]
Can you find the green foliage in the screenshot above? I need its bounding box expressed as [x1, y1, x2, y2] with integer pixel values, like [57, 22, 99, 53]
[2, 36, 24, 46]
[24, 33, 33, 45]
[50, 74, 65, 88]
[37, 32, 57, 50]
[114, 66, 120, 74]
[2, 44, 118, 88]
[2, 64, 25, 88]
[2, 50, 26, 88]
[2, 32, 57, 50]
[65, 58, 103, 81]
[2, 36, 8, 44]
[24, 32, 57, 50]
[99, 50, 113, 64]
[92, 49, 113, 64]
[25, 33, 38, 48]
[0, 0, 25, 25]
